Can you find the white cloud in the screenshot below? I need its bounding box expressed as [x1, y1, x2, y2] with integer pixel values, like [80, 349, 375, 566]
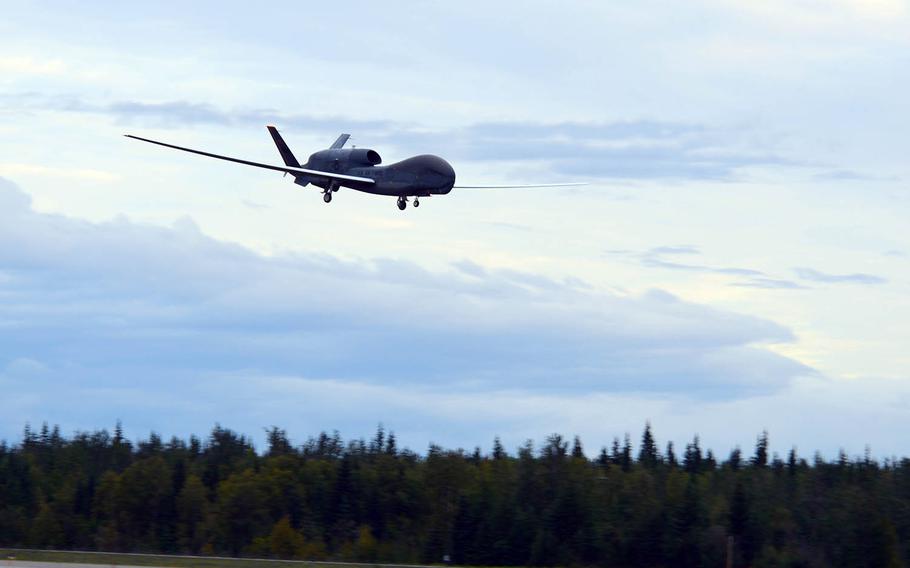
[794, 267, 887, 285]
[0, 177, 811, 444]
[0, 56, 64, 76]
[0, 162, 120, 183]
[709, 0, 909, 37]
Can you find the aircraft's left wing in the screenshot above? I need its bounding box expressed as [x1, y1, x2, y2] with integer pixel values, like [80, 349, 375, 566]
[453, 182, 588, 188]
[125, 134, 374, 184]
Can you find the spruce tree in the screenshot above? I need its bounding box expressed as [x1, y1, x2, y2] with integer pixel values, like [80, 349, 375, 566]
[787, 447, 798, 476]
[684, 436, 702, 474]
[704, 450, 717, 470]
[752, 431, 769, 468]
[621, 434, 632, 472]
[571, 436, 585, 459]
[666, 441, 677, 467]
[728, 447, 742, 471]
[492, 437, 506, 460]
[638, 422, 659, 468]
[385, 432, 397, 456]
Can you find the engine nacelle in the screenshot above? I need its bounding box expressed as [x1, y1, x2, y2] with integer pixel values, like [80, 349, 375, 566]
[348, 148, 382, 166]
[305, 147, 383, 172]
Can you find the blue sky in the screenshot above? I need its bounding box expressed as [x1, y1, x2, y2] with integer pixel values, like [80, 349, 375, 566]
[1, 1, 909, 458]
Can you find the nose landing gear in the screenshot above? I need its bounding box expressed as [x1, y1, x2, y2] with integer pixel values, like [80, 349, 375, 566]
[413, 197, 420, 208]
[323, 191, 332, 203]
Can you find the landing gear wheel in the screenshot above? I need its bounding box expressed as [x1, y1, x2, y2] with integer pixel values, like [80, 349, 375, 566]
[397, 196, 407, 211]
[323, 192, 332, 203]
[413, 198, 420, 208]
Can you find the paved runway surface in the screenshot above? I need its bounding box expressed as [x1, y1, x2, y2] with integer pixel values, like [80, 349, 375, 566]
[3, 563, 152, 568]
[1, 557, 439, 568]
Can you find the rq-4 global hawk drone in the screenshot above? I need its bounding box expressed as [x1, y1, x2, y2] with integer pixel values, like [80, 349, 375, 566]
[126, 127, 585, 210]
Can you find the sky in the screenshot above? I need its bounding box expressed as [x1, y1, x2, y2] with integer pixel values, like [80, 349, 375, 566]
[1, 0, 909, 459]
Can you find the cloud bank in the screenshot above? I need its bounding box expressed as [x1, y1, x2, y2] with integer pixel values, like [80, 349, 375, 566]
[0, 177, 813, 443]
[794, 267, 887, 285]
[607, 246, 809, 289]
[1, 94, 798, 182]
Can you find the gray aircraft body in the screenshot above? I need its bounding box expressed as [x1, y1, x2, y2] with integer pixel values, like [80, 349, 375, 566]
[126, 127, 584, 210]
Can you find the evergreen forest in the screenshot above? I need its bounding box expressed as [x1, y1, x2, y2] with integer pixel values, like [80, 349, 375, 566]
[1, 423, 907, 568]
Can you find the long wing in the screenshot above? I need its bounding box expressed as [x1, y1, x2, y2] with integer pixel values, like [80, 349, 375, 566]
[124, 134, 375, 184]
[453, 182, 588, 188]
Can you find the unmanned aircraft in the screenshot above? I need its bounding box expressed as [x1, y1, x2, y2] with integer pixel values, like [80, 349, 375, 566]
[126, 127, 585, 210]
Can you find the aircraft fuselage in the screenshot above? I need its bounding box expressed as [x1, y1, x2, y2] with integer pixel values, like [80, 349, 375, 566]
[303, 150, 456, 197]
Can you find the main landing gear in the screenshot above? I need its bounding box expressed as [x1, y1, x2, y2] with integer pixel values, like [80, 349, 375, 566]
[397, 196, 421, 210]
[323, 181, 338, 204]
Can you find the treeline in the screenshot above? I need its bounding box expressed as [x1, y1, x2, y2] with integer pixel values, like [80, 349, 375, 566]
[0, 423, 908, 568]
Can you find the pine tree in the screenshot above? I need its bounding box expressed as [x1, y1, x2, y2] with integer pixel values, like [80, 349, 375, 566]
[666, 441, 677, 468]
[728, 447, 742, 471]
[571, 436, 585, 459]
[22, 423, 36, 449]
[752, 431, 769, 468]
[385, 432, 397, 455]
[610, 437, 622, 465]
[371, 424, 385, 454]
[112, 421, 132, 471]
[684, 436, 702, 474]
[542, 434, 568, 461]
[638, 422, 659, 468]
[787, 447, 798, 476]
[266, 427, 294, 457]
[621, 434, 633, 472]
[704, 450, 717, 470]
[189, 435, 201, 457]
[492, 437, 506, 460]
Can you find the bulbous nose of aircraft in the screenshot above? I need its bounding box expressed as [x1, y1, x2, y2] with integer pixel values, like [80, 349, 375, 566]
[421, 155, 455, 194]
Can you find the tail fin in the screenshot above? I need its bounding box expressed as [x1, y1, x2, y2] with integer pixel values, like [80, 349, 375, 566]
[266, 125, 301, 167]
[330, 133, 351, 149]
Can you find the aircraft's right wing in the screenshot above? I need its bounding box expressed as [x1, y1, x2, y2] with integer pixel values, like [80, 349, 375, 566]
[124, 134, 374, 184]
[453, 182, 588, 188]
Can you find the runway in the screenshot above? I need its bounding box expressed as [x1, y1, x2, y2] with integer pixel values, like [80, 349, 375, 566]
[3, 563, 151, 568]
[0, 555, 442, 568]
